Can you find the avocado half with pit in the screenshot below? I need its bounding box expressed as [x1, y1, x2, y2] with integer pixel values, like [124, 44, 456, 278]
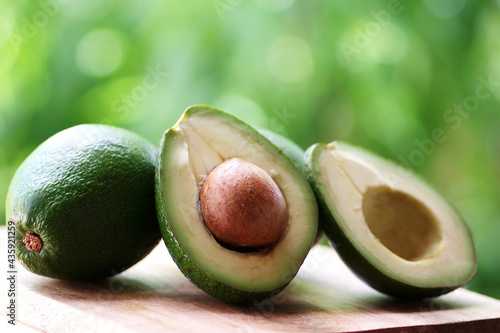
[305, 141, 477, 299]
[155, 105, 318, 304]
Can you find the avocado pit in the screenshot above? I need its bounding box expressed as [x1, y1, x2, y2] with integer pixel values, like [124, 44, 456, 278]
[200, 158, 288, 251]
[22, 231, 44, 254]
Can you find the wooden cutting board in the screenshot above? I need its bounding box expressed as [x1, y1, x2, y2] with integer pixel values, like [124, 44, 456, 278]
[1, 227, 500, 332]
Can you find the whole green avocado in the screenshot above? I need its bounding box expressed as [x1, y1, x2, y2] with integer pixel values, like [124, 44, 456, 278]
[6, 124, 161, 280]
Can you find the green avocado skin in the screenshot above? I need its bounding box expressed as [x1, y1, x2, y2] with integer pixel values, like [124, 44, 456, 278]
[154, 109, 294, 305]
[6, 124, 161, 281]
[303, 143, 466, 299]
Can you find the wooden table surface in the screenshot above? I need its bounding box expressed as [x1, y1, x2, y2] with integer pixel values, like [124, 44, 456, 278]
[1, 227, 500, 332]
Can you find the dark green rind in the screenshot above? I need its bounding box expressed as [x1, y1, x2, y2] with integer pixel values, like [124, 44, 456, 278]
[6, 125, 161, 281]
[155, 105, 317, 304]
[304, 142, 477, 299]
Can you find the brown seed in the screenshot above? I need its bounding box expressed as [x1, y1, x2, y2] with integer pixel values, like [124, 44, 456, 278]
[200, 158, 288, 250]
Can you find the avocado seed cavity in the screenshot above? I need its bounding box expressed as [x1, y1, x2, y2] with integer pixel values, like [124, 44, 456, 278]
[22, 231, 44, 253]
[362, 185, 442, 262]
[200, 158, 288, 251]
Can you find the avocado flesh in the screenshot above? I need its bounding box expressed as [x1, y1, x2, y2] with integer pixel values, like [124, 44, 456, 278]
[305, 141, 477, 298]
[156, 105, 318, 302]
[6, 125, 161, 280]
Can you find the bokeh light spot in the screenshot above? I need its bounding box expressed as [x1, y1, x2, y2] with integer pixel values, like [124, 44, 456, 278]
[254, 0, 295, 11]
[366, 24, 408, 64]
[424, 0, 466, 19]
[215, 93, 268, 129]
[0, 22, 12, 49]
[363, 96, 423, 150]
[75, 28, 124, 77]
[267, 36, 314, 85]
[61, 0, 115, 20]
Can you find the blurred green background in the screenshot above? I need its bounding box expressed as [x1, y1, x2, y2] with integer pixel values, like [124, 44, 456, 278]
[1, 0, 499, 298]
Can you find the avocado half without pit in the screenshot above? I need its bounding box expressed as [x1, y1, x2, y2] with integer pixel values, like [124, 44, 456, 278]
[155, 105, 318, 304]
[305, 141, 477, 299]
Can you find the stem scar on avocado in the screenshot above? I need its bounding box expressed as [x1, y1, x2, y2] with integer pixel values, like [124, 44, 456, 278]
[22, 231, 44, 254]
